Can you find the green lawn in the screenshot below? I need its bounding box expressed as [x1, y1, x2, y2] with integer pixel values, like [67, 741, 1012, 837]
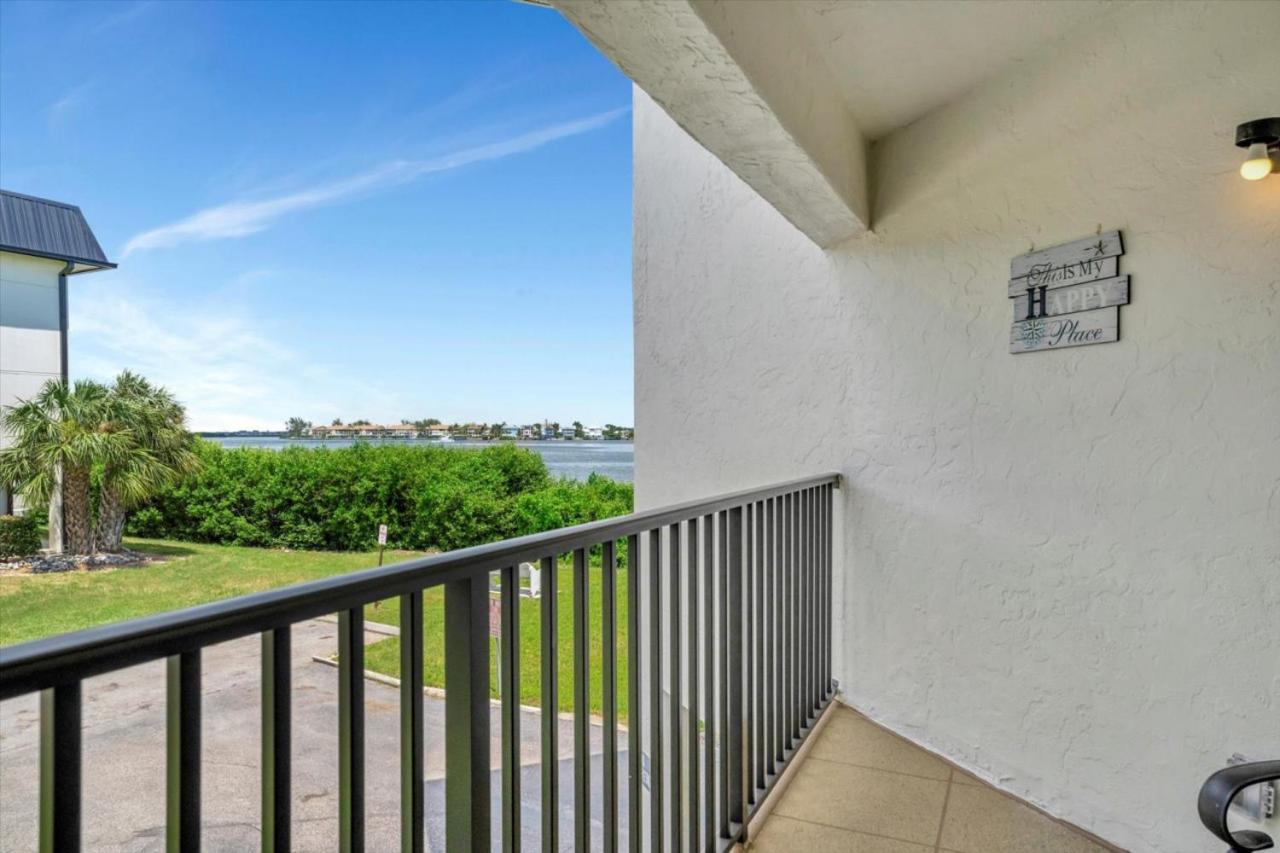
[362, 557, 631, 719]
[0, 537, 416, 647]
[0, 537, 630, 718]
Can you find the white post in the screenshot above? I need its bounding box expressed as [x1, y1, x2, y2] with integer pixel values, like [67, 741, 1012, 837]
[524, 561, 542, 598]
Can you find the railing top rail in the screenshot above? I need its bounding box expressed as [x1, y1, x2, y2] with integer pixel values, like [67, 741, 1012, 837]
[0, 472, 839, 699]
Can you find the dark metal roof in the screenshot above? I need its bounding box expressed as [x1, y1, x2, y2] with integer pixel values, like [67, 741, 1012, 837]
[0, 190, 115, 271]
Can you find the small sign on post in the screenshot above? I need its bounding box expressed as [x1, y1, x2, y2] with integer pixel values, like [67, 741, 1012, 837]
[377, 523, 388, 566]
[520, 561, 542, 598]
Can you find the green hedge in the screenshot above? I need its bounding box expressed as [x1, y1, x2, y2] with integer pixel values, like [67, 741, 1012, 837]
[0, 514, 42, 559]
[127, 440, 633, 552]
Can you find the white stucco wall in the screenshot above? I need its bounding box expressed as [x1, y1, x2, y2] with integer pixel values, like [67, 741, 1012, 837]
[0, 252, 63, 369]
[632, 4, 1279, 851]
[0, 251, 64, 514]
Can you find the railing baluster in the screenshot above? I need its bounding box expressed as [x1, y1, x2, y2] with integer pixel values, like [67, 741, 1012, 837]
[766, 498, 778, 775]
[824, 484, 834, 696]
[744, 504, 755, 810]
[402, 593, 425, 853]
[762, 500, 770, 777]
[812, 488, 820, 714]
[726, 506, 745, 831]
[667, 523, 681, 852]
[747, 499, 757, 788]
[773, 491, 783, 763]
[338, 607, 365, 853]
[701, 516, 715, 853]
[573, 548, 591, 852]
[648, 528, 663, 853]
[602, 540, 619, 853]
[500, 568, 520, 853]
[716, 511, 729, 840]
[798, 489, 808, 722]
[804, 488, 813, 723]
[39, 682, 81, 853]
[779, 494, 790, 752]
[684, 519, 699, 851]
[811, 488, 821, 713]
[626, 535, 641, 853]
[262, 628, 291, 853]
[789, 492, 800, 745]
[826, 483, 834, 697]
[799, 490, 808, 727]
[444, 576, 490, 851]
[166, 650, 201, 852]
[540, 556, 559, 852]
[813, 489, 821, 706]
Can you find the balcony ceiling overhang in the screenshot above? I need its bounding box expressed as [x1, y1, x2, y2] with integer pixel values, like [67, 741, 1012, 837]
[551, 0, 1115, 247]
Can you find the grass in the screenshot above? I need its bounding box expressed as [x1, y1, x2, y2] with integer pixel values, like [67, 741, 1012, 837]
[0, 537, 631, 719]
[0, 537, 416, 647]
[362, 556, 631, 719]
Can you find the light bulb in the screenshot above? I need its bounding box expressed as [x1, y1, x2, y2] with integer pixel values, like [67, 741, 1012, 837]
[1240, 142, 1273, 181]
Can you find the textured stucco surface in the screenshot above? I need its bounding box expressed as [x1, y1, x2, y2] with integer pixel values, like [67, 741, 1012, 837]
[631, 3, 1279, 851]
[554, 0, 867, 245]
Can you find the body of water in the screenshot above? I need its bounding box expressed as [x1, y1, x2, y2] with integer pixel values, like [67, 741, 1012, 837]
[205, 437, 634, 483]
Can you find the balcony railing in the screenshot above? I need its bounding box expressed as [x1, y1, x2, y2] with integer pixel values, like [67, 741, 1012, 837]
[0, 472, 839, 852]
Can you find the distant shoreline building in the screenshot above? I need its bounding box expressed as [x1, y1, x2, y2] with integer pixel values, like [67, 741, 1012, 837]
[0, 190, 115, 550]
[299, 421, 631, 442]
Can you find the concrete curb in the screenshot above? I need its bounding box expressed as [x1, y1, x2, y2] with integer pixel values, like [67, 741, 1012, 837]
[316, 614, 399, 637]
[306, 654, 623, 730]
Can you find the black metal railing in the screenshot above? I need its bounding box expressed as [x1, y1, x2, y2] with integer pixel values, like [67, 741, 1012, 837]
[0, 472, 840, 852]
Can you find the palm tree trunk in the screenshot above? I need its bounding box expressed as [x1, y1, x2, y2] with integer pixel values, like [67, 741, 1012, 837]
[94, 485, 128, 552]
[62, 467, 94, 554]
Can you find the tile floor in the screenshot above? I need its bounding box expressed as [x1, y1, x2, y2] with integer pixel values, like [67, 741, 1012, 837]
[749, 703, 1120, 853]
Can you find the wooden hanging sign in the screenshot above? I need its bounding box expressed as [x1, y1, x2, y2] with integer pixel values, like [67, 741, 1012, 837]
[1010, 307, 1119, 353]
[1010, 230, 1123, 279]
[1011, 275, 1129, 319]
[1009, 230, 1128, 353]
[1006, 256, 1119, 298]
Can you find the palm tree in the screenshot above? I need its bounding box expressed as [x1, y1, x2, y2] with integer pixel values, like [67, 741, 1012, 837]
[0, 380, 124, 554]
[93, 372, 199, 552]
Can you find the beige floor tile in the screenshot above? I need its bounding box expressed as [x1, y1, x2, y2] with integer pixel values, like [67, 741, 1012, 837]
[772, 757, 948, 846]
[939, 782, 1111, 853]
[809, 708, 952, 780]
[751, 814, 934, 853]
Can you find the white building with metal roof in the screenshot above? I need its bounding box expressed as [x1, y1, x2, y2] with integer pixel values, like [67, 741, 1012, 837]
[0, 190, 115, 545]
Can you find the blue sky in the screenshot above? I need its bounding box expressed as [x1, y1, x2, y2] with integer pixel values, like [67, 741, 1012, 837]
[0, 0, 633, 431]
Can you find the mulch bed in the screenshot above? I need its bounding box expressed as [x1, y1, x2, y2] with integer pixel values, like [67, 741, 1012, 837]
[0, 550, 160, 575]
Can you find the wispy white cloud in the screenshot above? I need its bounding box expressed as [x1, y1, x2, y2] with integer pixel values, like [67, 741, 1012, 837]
[47, 82, 95, 127]
[120, 107, 627, 258]
[71, 278, 408, 431]
[83, 1, 157, 36]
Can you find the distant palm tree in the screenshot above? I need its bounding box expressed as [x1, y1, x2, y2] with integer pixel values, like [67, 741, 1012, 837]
[93, 372, 199, 552]
[0, 380, 123, 553]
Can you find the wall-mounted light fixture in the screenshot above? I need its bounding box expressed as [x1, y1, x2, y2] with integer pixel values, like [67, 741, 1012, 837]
[1236, 118, 1280, 181]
